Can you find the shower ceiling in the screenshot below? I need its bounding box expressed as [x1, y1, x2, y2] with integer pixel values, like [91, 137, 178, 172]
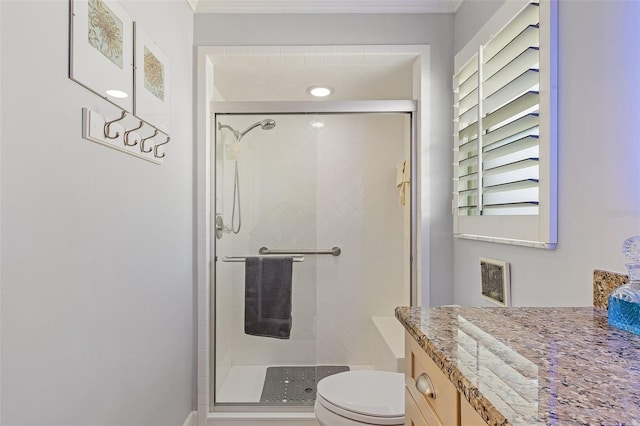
[192, 0, 463, 14]
[212, 50, 417, 101]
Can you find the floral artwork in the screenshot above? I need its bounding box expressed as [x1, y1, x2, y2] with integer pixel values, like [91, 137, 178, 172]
[144, 46, 165, 101]
[87, 0, 123, 69]
[133, 24, 170, 130]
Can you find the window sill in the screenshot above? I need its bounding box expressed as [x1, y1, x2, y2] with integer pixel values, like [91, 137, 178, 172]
[455, 233, 557, 249]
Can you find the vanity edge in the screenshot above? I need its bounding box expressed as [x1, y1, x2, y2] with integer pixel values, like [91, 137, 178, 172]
[395, 306, 511, 426]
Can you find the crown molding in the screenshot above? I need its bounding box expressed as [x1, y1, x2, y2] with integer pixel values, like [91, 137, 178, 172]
[193, 0, 464, 14]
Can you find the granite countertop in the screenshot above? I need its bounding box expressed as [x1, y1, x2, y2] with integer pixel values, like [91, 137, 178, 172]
[395, 306, 640, 425]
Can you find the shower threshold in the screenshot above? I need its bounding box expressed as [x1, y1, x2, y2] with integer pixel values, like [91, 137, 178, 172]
[216, 364, 372, 405]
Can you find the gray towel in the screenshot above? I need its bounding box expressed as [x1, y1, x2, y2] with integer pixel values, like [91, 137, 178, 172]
[244, 256, 293, 339]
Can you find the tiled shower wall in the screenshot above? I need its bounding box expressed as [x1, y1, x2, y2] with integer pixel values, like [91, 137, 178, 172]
[214, 113, 409, 391]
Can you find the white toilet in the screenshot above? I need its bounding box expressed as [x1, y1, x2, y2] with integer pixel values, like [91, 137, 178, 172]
[314, 370, 405, 426]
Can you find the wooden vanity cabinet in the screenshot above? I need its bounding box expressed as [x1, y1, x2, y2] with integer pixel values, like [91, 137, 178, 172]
[404, 331, 487, 426]
[405, 388, 430, 426]
[460, 397, 488, 425]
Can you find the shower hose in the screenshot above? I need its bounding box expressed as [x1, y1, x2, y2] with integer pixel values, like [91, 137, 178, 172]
[231, 160, 241, 234]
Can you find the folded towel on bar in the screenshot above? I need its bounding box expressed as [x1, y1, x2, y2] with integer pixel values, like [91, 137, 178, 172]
[244, 256, 293, 339]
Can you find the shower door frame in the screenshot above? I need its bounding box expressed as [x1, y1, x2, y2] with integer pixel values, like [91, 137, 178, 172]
[210, 100, 419, 412]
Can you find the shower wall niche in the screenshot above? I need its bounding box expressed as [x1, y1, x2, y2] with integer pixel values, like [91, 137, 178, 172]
[214, 112, 410, 405]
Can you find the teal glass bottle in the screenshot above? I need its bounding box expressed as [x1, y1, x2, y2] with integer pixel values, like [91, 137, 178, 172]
[608, 236, 640, 335]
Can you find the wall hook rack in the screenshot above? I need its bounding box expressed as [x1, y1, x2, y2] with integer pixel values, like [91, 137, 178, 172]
[82, 107, 169, 165]
[104, 110, 128, 140]
[140, 129, 158, 153]
[154, 135, 170, 159]
[124, 120, 144, 147]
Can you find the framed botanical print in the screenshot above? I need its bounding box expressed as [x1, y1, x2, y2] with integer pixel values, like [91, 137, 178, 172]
[134, 23, 170, 132]
[69, 0, 134, 111]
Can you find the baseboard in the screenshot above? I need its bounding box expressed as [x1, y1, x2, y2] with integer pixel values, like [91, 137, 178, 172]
[182, 410, 197, 426]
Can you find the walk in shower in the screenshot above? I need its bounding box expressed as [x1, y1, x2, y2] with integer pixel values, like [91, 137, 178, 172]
[213, 110, 412, 408]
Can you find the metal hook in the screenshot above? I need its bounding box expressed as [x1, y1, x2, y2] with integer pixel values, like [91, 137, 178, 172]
[103, 110, 127, 140]
[140, 129, 159, 153]
[123, 120, 144, 147]
[154, 134, 171, 159]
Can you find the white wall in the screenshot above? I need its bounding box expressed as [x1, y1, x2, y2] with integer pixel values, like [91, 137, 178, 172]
[453, 0, 505, 53]
[194, 13, 456, 306]
[214, 114, 408, 383]
[0, 1, 195, 424]
[452, 0, 640, 306]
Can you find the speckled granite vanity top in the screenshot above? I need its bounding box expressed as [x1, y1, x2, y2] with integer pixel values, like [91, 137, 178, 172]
[395, 306, 640, 425]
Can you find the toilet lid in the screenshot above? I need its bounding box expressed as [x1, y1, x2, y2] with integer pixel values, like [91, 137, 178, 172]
[316, 370, 405, 418]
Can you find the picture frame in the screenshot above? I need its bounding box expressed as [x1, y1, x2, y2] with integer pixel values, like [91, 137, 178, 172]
[134, 23, 170, 132]
[480, 257, 510, 306]
[69, 0, 134, 111]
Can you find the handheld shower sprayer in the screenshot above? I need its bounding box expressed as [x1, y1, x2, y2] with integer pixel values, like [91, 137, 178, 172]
[216, 118, 277, 238]
[237, 119, 277, 140]
[217, 119, 276, 142]
[217, 123, 240, 140]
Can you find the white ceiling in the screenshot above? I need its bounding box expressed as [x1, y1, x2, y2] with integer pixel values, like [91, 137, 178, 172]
[191, 0, 463, 14]
[192, 1, 449, 101]
[208, 46, 423, 102]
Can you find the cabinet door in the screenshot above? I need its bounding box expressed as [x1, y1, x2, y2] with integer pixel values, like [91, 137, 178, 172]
[461, 395, 487, 425]
[405, 332, 459, 426]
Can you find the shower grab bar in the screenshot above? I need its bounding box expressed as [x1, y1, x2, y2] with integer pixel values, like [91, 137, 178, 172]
[221, 256, 305, 263]
[259, 246, 341, 256]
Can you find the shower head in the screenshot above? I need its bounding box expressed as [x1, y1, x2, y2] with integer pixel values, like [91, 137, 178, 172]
[260, 119, 276, 130]
[218, 119, 276, 141]
[238, 119, 277, 139]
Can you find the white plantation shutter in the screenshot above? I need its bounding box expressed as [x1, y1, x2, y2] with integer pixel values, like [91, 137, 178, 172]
[452, 0, 557, 248]
[455, 54, 480, 216]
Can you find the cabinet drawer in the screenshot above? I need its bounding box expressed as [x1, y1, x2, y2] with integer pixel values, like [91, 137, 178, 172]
[405, 331, 459, 426]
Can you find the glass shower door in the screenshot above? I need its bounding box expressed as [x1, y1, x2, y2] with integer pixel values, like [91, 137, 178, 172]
[214, 114, 320, 406]
[212, 112, 410, 407]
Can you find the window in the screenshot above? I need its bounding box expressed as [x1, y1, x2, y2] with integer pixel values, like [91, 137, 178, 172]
[452, 0, 557, 248]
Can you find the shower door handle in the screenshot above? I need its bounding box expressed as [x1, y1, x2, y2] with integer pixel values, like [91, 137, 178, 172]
[215, 215, 225, 239]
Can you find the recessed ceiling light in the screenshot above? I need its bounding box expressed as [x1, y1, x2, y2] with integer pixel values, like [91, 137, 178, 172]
[307, 86, 334, 97]
[310, 120, 325, 129]
[106, 89, 128, 98]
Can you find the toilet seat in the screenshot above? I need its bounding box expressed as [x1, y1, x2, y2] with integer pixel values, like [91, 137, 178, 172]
[315, 370, 405, 425]
[316, 394, 404, 425]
